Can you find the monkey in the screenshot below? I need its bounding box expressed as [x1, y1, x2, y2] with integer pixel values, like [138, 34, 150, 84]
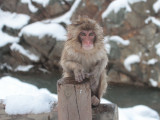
[60, 16, 108, 106]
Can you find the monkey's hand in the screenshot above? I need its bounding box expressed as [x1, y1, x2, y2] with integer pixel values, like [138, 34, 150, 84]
[74, 66, 85, 82]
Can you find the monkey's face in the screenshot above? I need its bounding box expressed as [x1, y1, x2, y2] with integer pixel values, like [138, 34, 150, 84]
[78, 30, 96, 50]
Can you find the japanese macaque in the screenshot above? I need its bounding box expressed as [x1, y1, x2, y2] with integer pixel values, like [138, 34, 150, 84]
[60, 16, 108, 106]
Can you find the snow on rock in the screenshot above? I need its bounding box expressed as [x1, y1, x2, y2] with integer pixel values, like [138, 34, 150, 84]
[0, 63, 13, 71]
[105, 43, 111, 54]
[153, 0, 160, 13]
[21, 0, 38, 13]
[105, 36, 130, 46]
[124, 54, 140, 71]
[104, 36, 111, 54]
[14, 65, 34, 72]
[21, 0, 49, 13]
[0, 9, 30, 47]
[149, 78, 158, 87]
[10, 43, 39, 62]
[119, 105, 160, 120]
[145, 16, 160, 27]
[50, 0, 81, 24]
[155, 43, 160, 56]
[102, 0, 146, 19]
[147, 58, 158, 65]
[0, 9, 30, 29]
[32, 0, 49, 7]
[0, 32, 19, 47]
[20, 22, 67, 40]
[0, 76, 57, 114]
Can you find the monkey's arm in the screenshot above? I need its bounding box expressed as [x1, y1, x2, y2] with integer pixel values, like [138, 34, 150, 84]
[60, 56, 85, 82]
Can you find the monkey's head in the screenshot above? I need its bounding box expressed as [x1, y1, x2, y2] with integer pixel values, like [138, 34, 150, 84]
[67, 16, 104, 53]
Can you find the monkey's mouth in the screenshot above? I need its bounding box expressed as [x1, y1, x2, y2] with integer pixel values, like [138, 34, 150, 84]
[82, 44, 93, 50]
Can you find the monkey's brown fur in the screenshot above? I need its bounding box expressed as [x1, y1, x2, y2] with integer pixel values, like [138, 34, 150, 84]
[60, 17, 108, 105]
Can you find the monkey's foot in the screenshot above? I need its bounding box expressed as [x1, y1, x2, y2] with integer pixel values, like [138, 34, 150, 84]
[91, 95, 100, 107]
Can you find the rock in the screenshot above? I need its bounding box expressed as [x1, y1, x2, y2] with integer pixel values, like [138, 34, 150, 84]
[44, 41, 65, 70]
[126, 11, 145, 28]
[109, 41, 121, 60]
[49, 41, 65, 60]
[2, 25, 19, 36]
[22, 34, 56, 58]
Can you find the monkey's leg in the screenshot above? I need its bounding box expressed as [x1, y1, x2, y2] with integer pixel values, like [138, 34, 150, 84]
[91, 95, 100, 107]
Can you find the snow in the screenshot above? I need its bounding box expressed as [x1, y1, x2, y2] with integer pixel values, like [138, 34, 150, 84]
[0, 64, 33, 72]
[0, 9, 30, 29]
[14, 65, 33, 72]
[0, 76, 159, 120]
[50, 0, 81, 24]
[20, 22, 67, 40]
[153, 0, 160, 13]
[5, 94, 54, 114]
[0, 9, 30, 47]
[0, 76, 57, 114]
[103, 36, 111, 54]
[155, 43, 160, 56]
[102, 0, 146, 19]
[119, 105, 159, 120]
[147, 58, 158, 65]
[21, 0, 49, 13]
[105, 36, 130, 46]
[21, 0, 38, 13]
[10, 43, 40, 62]
[0, 32, 19, 47]
[149, 78, 158, 87]
[124, 54, 141, 71]
[0, 63, 13, 71]
[105, 43, 111, 54]
[145, 16, 160, 27]
[32, 0, 49, 7]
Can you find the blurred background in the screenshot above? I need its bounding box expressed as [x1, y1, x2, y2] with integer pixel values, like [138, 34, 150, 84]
[0, 0, 160, 116]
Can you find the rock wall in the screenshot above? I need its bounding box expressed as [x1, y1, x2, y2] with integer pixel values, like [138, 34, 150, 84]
[0, 0, 160, 87]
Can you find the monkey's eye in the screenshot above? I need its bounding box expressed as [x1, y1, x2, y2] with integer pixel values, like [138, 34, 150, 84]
[89, 32, 95, 36]
[80, 32, 86, 36]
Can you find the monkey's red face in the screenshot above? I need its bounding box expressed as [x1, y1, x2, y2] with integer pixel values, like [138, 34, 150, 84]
[78, 30, 96, 50]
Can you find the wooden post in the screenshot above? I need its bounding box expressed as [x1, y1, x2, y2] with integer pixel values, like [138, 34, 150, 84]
[57, 77, 92, 120]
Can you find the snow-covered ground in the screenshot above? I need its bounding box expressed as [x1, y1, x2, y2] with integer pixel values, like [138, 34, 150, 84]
[0, 76, 159, 120]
